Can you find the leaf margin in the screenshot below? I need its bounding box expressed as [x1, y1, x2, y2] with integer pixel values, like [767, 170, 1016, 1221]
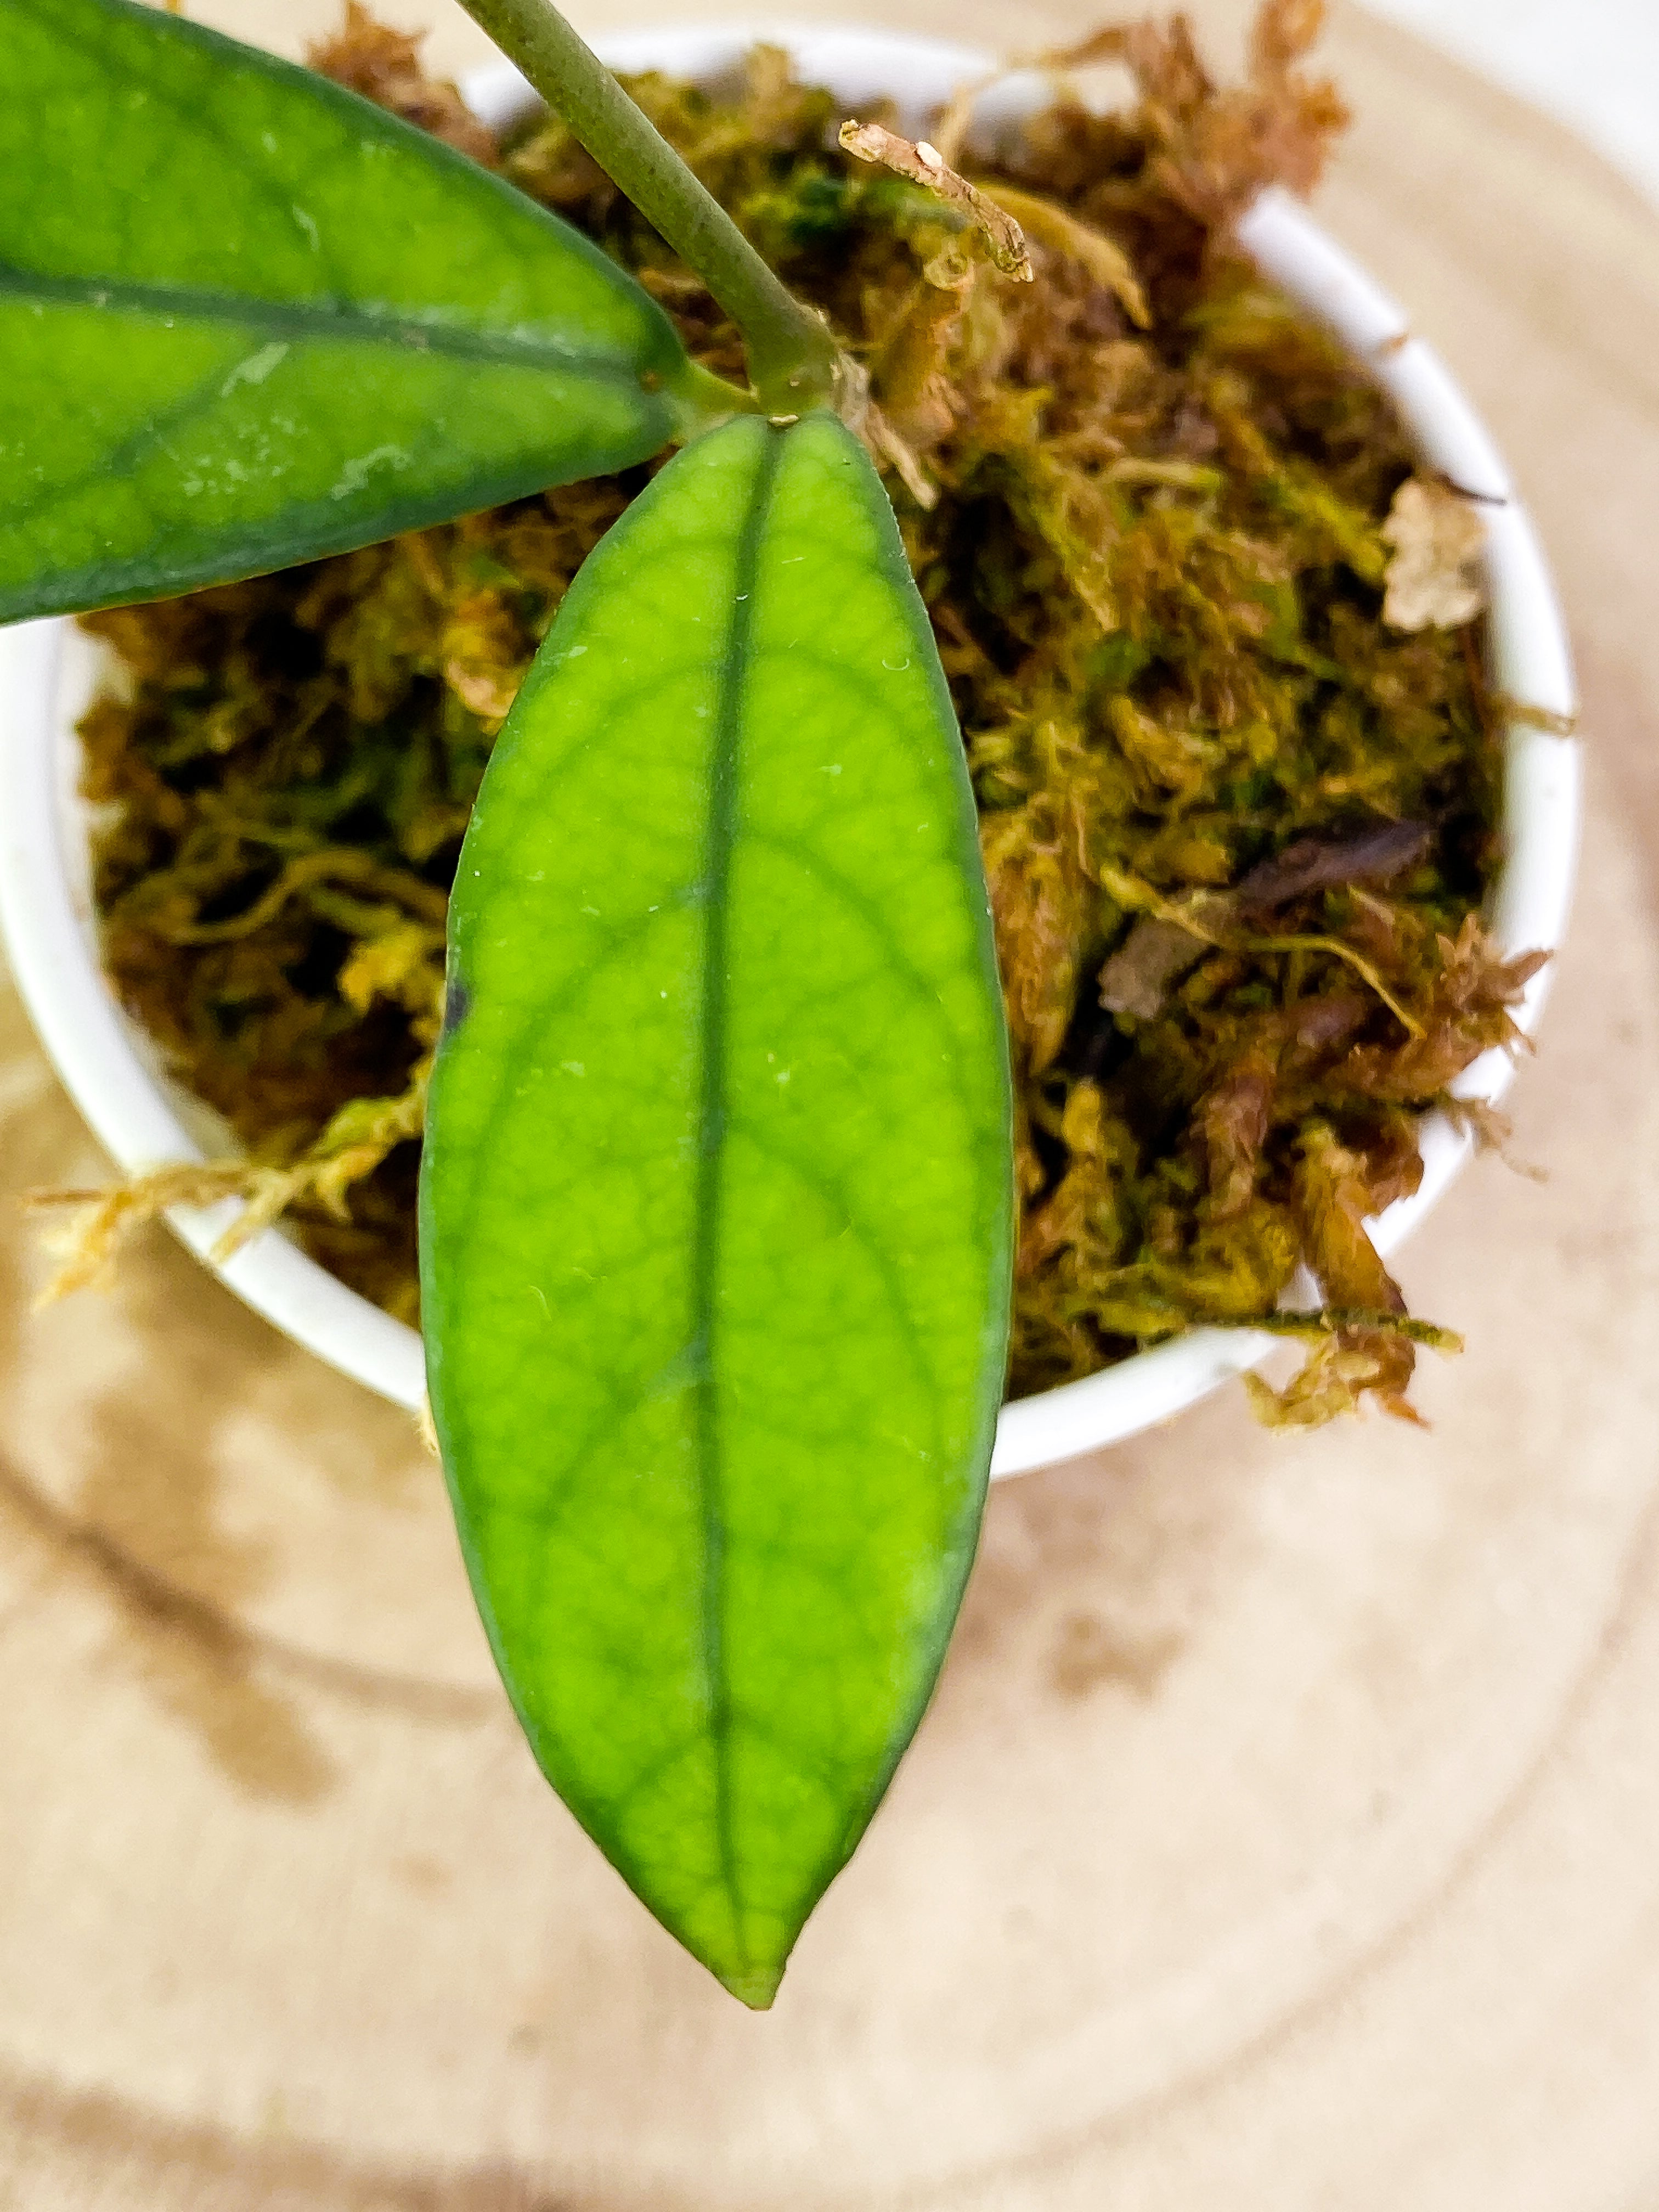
[420, 409, 1014, 2006]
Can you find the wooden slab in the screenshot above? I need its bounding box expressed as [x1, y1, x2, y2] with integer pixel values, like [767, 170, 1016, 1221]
[5, 5, 1659, 2204]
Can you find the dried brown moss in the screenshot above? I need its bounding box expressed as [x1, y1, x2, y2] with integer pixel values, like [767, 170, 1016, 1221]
[60, 2, 1538, 1420]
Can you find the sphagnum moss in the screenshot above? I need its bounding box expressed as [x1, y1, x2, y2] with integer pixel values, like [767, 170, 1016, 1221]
[48, 2, 1543, 1425]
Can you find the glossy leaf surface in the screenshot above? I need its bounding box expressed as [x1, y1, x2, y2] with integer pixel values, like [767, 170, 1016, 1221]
[0, 0, 721, 621]
[421, 413, 1013, 2005]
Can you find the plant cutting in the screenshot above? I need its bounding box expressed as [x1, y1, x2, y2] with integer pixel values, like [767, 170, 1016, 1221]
[0, 0, 1565, 2000]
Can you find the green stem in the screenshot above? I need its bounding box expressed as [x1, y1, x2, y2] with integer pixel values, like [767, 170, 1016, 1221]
[458, 0, 845, 417]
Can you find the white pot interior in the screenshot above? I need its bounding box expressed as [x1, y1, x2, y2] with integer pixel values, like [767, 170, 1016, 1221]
[0, 28, 1581, 1476]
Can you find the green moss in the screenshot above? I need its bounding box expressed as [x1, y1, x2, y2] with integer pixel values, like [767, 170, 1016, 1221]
[71, 9, 1541, 1420]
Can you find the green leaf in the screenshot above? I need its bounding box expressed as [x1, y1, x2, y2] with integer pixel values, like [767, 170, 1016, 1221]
[420, 412, 1013, 2006]
[0, 0, 735, 622]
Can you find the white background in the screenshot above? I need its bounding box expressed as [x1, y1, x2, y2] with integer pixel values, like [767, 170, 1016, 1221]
[1363, 0, 1659, 204]
[169, 4, 1659, 208]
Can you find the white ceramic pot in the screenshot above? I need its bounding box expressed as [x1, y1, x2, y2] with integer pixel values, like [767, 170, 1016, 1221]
[0, 26, 1580, 1477]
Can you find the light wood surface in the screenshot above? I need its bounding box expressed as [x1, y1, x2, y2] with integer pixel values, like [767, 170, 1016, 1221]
[5, 5, 1659, 2204]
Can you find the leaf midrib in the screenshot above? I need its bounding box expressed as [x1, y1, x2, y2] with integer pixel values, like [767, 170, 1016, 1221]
[692, 424, 781, 1957]
[0, 261, 652, 377]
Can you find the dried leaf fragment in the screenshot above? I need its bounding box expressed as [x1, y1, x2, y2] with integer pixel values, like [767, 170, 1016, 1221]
[1250, 0, 1328, 76]
[1017, 0, 1346, 220]
[838, 120, 1035, 279]
[864, 402, 940, 508]
[441, 587, 529, 731]
[1244, 1335, 1409, 1428]
[1381, 477, 1487, 631]
[1200, 1045, 1278, 1216]
[27, 1165, 253, 1303]
[307, 3, 499, 166]
[1492, 696, 1578, 737]
[28, 1056, 432, 1299]
[986, 185, 1150, 326]
[1235, 819, 1433, 911]
[63, 8, 1531, 1432]
[1098, 916, 1210, 1018]
[1286, 1120, 1420, 1420]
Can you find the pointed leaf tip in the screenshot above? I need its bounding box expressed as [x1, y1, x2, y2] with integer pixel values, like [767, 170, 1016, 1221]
[421, 413, 1014, 1997]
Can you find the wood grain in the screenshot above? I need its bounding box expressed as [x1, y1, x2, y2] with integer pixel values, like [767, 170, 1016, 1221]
[5, 5, 1659, 2204]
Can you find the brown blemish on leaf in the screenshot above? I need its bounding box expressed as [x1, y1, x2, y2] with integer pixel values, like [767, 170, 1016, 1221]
[442, 978, 472, 1036]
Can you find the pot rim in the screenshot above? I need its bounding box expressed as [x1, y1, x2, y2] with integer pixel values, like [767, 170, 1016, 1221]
[0, 26, 1581, 1477]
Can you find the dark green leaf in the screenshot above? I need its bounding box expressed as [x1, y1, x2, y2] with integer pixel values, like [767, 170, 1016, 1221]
[0, 0, 734, 621]
[420, 412, 1013, 2006]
